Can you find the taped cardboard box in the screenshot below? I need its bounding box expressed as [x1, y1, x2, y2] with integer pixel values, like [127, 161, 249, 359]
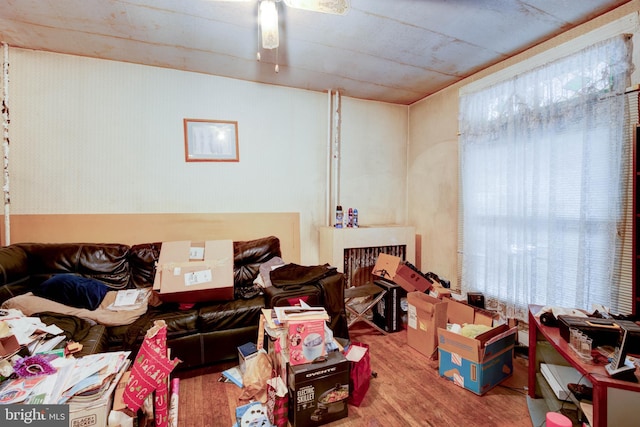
[437, 300, 517, 395]
[153, 240, 234, 303]
[372, 253, 433, 293]
[406, 292, 448, 359]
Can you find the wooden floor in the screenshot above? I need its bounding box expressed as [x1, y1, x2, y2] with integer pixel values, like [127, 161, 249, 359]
[174, 324, 532, 427]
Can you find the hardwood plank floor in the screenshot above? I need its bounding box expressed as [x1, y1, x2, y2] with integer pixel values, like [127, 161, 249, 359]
[174, 324, 532, 427]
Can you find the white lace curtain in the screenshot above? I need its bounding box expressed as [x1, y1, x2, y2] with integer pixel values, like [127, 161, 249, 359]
[459, 35, 632, 321]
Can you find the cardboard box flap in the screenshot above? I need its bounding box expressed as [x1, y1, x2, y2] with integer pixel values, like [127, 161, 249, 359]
[0, 334, 20, 357]
[474, 311, 494, 327]
[437, 327, 482, 362]
[372, 253, 401, 280]
[474, 323, 510, 346]
[447, 299, 495, 327]
[438, 325, 516, 363]
[407, 292, 445, 314]
[446, 300, 476, 325]
[482, 326, 517, 360]
[394, 264, 433, 293]
[407, 292, 448, 359]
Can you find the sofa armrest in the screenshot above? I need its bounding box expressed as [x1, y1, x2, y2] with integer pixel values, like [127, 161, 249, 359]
[0, 245, 30, 304]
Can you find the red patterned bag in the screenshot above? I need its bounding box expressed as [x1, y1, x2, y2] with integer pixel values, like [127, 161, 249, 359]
[347, 342, 371, 407]
[124, 320, 181, 413]
[266, 372, 288, 427]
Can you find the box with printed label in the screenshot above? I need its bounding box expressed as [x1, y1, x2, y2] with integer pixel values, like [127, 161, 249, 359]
[153, 240, 234, 303]
[288, 351, 349, 427]
[287, 319, 326, 366]
[406, 292, 448, 359]
[437, 300, 517, 395]
[238, 342, 259, 374]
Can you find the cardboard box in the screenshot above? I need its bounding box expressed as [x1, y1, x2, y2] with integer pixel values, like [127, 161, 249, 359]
[288, 351, 349, 427]
[153, 240, 234, 303]
[238, 342, 258, 373]
[110, 369, 130, 412]
[69, 361, 129, 427]
[407, 292, 448, 358]
[428, 285, 452, 299]
[372, 253, 433, 293]
[0, 333, 20, 357]
[438, 345, 514, 395]
[287, 319, 326, 366]
[437, 299, 517, 395]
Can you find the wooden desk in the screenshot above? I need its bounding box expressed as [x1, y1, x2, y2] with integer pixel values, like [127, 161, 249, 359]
[528, 305, 640, 426]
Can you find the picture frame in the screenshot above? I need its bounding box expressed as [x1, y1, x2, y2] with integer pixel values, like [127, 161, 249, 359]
[183, 119, 239, 162]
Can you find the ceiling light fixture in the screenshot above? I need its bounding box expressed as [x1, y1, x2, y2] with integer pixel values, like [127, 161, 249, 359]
[259, 0, 279, 49]
[236, 0, 349, 73]
[257, 0, 280, 72]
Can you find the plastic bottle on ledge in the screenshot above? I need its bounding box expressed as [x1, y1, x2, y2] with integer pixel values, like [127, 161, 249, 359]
[353, 209, 359, 228]
[347, 208, 354, 227]
[335, 205, 343, 228]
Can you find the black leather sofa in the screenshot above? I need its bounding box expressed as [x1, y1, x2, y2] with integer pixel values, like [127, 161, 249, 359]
[0, 236, 348, 370]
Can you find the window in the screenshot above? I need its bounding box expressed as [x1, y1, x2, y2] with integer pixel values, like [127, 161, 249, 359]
[459, 36, 632, 321]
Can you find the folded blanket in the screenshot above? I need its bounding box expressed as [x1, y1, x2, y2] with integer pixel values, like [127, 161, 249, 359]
[1, 291, 148, 327]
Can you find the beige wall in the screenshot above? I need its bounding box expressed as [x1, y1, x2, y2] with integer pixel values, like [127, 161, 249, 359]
[408, 1, 640, 289]
[408, 87, 459, 285]
[3, 48, 408, 265]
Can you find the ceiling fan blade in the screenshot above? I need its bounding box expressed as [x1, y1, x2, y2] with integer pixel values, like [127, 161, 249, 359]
[283, 0, 350, 15]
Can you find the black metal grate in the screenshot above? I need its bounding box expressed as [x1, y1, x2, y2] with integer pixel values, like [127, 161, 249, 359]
[343, 245, 406, 288]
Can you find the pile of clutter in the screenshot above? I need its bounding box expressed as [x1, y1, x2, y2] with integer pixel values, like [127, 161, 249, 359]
[224, 304, 370, 427]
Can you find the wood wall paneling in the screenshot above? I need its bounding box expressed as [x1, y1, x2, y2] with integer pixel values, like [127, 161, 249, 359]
[2, 213, 301, 263]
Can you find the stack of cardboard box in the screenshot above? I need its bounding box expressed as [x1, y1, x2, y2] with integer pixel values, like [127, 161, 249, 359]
[373, 253, 517, 396]
[262, 308, 349, 427]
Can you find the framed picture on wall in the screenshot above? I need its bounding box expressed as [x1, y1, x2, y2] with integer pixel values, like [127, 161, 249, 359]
[183, 119, 239, 162]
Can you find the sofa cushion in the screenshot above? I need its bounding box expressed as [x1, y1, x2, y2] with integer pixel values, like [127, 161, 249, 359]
[107, 305, 199, 350]
[129, 242, 161, 288]
[33, 274, 110, 310]
[0, 245, 30, 304]
[233, 236, 281, 299]
[198, 296, 264, 332]
[18, 243, 131, 288]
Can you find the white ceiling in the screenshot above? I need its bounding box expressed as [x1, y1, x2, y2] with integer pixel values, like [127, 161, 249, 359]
[0, 0, 631, 105]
